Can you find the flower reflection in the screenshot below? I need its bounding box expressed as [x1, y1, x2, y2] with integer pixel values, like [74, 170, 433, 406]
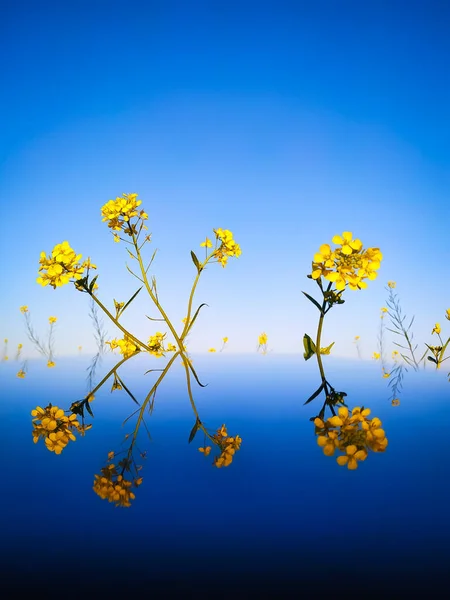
[314, 406, 388, 470]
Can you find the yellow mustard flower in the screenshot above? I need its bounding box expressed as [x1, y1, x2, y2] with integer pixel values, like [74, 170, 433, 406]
[311, 233, 382, 291]
[382, 371, 390, 378]
[198, 446, 211, 456]
[354, 336, 360, 340]
[223, 337, 228, 343]
[372, 352, 380, 360]
[208, 348, 216, 353]
[387, 281, 396, 288]
[20, 306, 28, 313]
[200, 237, 212, 248]
[392, 398, 400, 406]
[17, 370, 26, 378]
[432, 323, 441, 335]
[47, 360, 56, 368]
[258, 332, 268, 345]
[48, 316, 57, 324]
[446, 309, 450, 321]
[212, 228, 241, 268]
[93, 465, 137, 508]
[101, 193, 147, 237]
[336, 445, 368, 470]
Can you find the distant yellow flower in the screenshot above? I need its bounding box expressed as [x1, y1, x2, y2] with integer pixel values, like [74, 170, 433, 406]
[20, 306, 28, 313]
[382, 371, 390, 378]
[392, 350, 399, 359]
[48, 316, 57, 324]
[432, 323, 441, 335]
[446, 309, 450, 321]
[166, 343, 177, 352]
[372, 352, 380, 360]
[18, 343, 23, 349]
[223, 337, 228, 343]
[113, 234, 120, 243]
[107, 451, 114, 461]
[391, 398, 400, 406]
[380, 307, 388, 314]
[208, 348, 216, 353]
[78, 346, 82, 351]
[200, 237, 212, 248]
[387, 281, 396, 288]
[3, 356, 8, 361]
[4, 339, 7, 343]
[182, 317, 188, 324]
[47, 360, 56, 368]
[199, 446, 211, 456]
[354, 336, 360, 340]
[258, 333, 268, 345]
[17, 370, 26, 378]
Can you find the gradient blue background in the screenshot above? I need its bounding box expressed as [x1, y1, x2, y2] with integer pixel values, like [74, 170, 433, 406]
[1, 354, 450, 594]
[1, 0, 449, 359]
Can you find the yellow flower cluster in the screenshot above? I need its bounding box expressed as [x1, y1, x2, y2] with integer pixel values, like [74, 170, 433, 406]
[314, 406, 388, 470]
[147, 332, 167, 357]
[101, 193, 148, 234]
[17, 369, 26, 378]
[93, 463, 142, 508]
[213, 228, 242, 268]
[211, 424, 242, 468]
[20, 305, 28, 313]
[446, 309, 450, 321]
[311, 232, 382, 291]
[37, 242, 95, 289]
[105, 335, 140, 358]
[31, 404, 84, 454]
[432, 323, 441, 335]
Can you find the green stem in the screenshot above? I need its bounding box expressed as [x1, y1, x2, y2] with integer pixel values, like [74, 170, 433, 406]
[181, 252, 215, 340]
[89, 291, 150, 352]
[181, 353, 215, 443]
[127, 350, 180, 455]
[130, 228, 184, 350]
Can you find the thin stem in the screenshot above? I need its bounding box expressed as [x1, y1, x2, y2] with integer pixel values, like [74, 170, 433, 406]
[89, 291, 150, 353]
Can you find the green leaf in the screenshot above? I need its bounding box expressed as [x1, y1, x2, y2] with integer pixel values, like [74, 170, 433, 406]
[302, 292, 323, 313]
[188, 418, 201, 443]
[427, 356, 437, 364]
[186, 303, 209, 334]
[85, 401, 94, 417]
[304, 382, 325, 405]
[120, 286, 143, 316]
[303, 334, 317, 361]
[191, 251, 202, 273]
[188, 360, 208, 387]
[116, 374, 140, 405]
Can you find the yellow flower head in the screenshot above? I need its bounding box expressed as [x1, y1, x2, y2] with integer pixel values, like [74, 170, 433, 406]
[198, 446, 211, 456]
[432, 323, 441, 335]
[37, 241, 87, 289]
[47, 360, 56, 368]
[200, 237, 212, 248]
[101, 193, 147, 237]
[223, 337, 228, 343]
[387, 281, 396, 288]
[311, 232, 382, 291]
[391, 398, 400, 406]
[446, 309, 450, 321]
[258, 332, 268, 346]
[212, 228, 241, 268]
[31, 404, 83, 453]
[48, 316, 57, 324]
[372, 352, 380, 360]
[17, 370, 26, 378]
[354, 336, 360, 340]
[208, 348, 216, 353]
[20, 306, 28, 313]
[93, 465, 137, 508]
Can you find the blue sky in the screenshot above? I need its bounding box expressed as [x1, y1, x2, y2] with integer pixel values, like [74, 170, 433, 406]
[1, 0, 449, 358]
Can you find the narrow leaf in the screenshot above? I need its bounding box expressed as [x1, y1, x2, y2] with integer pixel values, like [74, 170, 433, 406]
[302, 291, 323, 313]
[188, 418, 201, 443]
[186, 303, 209, 334]
[304, 383, 325, 405]
[120, 286, 143, 315]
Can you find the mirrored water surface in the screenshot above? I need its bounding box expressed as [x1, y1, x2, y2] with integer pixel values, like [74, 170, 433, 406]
[1, 354, 449, 597]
